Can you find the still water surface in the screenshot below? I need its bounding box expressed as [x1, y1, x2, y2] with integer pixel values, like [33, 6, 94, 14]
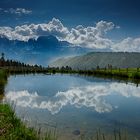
[4, 74, 140, 139]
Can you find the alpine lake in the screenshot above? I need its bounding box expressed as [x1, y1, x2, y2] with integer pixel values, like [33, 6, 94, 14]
[3, 74, 140, 140]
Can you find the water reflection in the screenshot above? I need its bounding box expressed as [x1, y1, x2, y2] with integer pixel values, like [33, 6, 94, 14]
[5, 82, 140, 114]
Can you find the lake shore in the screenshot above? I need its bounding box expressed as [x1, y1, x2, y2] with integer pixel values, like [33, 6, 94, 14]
[0, 104, 135, 140]
[0, 69, 57, 140]
[0, 68, 140, 140]
[0, 104, 39, 140]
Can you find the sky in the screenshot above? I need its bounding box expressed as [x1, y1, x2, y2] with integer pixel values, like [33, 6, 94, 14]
[0, 0, 140, 52]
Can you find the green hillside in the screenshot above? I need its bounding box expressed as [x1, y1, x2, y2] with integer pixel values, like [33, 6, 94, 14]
[50, 52, 140, 70]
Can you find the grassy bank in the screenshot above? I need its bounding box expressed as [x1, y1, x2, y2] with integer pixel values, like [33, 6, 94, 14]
[0, 69, 57, 140]
[96, 68, 140, 79]
[0, 104, 57, 140]
[0, 104, 134, 140]
[0, 104, 37, 140]
[75, 68, 140, 82]
[0, 69, 8, 100]
[0, 69, 7, 84]
[1, 66, 140, 81]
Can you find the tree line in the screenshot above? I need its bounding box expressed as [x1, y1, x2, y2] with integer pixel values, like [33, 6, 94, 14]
[0, 53, 73, 73]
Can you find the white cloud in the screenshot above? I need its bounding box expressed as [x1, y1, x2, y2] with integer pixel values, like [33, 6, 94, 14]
[66, 21, 115, 49]
[5, 82, 140, 115]
[113, 37, 140, 52]
[0, 8, 32, 15]
[0, 18, 69, 41]
[0, 18, 115, 49]
[0, 18, 140, 51]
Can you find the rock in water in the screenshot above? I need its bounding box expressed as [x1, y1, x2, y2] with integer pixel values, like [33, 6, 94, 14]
[72, 130, 80, 135]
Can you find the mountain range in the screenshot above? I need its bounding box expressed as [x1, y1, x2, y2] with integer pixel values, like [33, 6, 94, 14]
[0, 35, 92, 65]
[1, 36, 140, 68]
[50, 52, 140, 69]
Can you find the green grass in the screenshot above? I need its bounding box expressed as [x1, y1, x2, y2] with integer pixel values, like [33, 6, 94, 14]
[0, 69, 8, 99]
[102, 68, 140, 79]
[77, 68, 140, 81]
[0, 104, 57, 140]
[0, 69, 7, 84]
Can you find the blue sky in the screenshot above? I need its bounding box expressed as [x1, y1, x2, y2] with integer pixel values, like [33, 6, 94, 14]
[0, 0, 140, 37]
[0, 0, 140, 51]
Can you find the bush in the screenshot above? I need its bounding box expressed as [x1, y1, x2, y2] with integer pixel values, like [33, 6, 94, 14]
[132, 72, 140, 79]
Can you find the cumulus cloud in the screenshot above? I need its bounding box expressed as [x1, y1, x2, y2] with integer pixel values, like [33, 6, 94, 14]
[0, 18, 69, 41]
[5, 82, 140, 115]
[0, 18, 116, 49]
[66, 21, 115, 49]
[0, 8, 32, 15]
[0, 18, 140, 51]
[113, 37, 140, 52]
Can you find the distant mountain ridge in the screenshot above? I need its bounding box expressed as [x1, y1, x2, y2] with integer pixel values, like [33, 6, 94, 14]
[0, 35, 92, 65]
[50, 52, 140, 69]
[0, 35, 70, 48]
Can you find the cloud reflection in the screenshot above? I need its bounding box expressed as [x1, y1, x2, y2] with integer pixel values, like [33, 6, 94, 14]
[5, 83, 140, 115]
